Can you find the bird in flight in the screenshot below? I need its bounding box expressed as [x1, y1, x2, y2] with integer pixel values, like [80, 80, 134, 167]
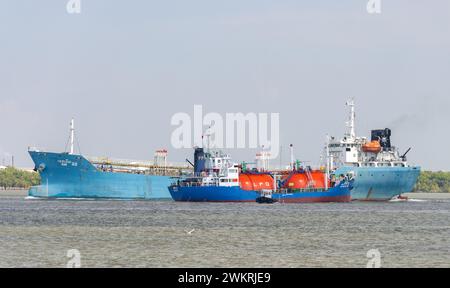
[185, 229, 195, 235]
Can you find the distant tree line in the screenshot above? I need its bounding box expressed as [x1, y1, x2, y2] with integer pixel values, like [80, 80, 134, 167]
[0, 167, 40, 189]
[414, 171, 450, 193]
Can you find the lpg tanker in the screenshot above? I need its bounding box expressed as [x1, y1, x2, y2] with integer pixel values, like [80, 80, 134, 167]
[168, 148, 353, 203]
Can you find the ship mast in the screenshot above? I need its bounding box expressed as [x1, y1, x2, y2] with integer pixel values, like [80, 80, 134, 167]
[345, 98, 356, 140]
[289, 144, 294, 170]
[325, 134, 330, 190]
[69, 118, 75, 155]
[203, 126, 211, 154]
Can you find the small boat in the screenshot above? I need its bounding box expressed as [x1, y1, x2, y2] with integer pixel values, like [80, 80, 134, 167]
[362, 140, 382, 153]
[256, 190, 278, 204]
[389, 194, 409, 202]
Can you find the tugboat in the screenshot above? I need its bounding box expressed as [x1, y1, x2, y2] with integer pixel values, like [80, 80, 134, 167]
[327, 99, 421, 201]
[256, 190, 278, 204]
[168, 148, 354, 203]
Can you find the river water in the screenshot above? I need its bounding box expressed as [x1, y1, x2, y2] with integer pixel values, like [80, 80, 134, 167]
[0, 192, 449, 267]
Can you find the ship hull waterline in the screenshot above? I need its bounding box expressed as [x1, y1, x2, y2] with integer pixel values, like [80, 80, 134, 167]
[168, 182, 352, 203]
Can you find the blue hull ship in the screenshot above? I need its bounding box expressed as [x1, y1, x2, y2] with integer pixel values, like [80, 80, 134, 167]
[327, 100, 421, 201]
[28, 151, 174, 199]
[169, 148, 353, 203]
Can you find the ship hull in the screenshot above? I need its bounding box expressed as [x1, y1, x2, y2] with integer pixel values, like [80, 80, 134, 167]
[335, 166, 420, 201]
[168, 182, 352, 203]
[28, 151, 173, 199]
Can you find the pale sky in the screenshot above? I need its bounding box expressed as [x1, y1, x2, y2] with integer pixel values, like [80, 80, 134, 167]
[1, 0, 449, 170]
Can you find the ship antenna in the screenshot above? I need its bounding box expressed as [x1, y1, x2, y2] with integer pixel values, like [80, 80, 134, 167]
[202, 126, 211, 154]
[289, 144, 294, 170]
[69, 118, 75, 155]
[345, 98, 356, 140]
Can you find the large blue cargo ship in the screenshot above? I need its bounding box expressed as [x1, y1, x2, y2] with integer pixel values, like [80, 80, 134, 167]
[27, 119, 186, 199]
[327, 100, 421, 201]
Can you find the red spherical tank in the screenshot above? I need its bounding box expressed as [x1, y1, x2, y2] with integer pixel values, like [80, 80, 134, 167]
[282, 170, 328, 189]
[310, 170, 326, 189]
[282, 173, 308, 189]
[239, 174, 274, 191]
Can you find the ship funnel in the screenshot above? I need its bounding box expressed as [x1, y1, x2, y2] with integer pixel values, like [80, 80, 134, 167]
[194, 147, 206, 176]
[371, 128, 392, 151]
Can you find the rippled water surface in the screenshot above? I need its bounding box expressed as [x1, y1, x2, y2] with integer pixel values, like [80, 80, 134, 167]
[1, 193, 450, 267]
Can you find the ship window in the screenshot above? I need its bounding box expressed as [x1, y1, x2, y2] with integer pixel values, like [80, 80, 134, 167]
[346, 148, 351, 151]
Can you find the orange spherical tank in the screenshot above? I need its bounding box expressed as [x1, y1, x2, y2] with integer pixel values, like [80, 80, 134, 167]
[310, 171, 326, 188]
[282, 173, 308, 189]
[239, 174, 274, 191]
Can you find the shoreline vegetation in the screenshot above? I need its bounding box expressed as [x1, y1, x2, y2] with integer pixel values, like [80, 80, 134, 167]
[1, 167, 450, 193]
[0, 167, 40, 190]
[414, 171, 450, 193]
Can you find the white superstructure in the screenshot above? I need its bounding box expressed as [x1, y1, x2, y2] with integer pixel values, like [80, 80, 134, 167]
[200, 150, 240, 187]
[327, 99, 411, 169]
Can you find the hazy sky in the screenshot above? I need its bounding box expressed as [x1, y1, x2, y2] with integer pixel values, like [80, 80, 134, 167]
[1, 0, 449, 170]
